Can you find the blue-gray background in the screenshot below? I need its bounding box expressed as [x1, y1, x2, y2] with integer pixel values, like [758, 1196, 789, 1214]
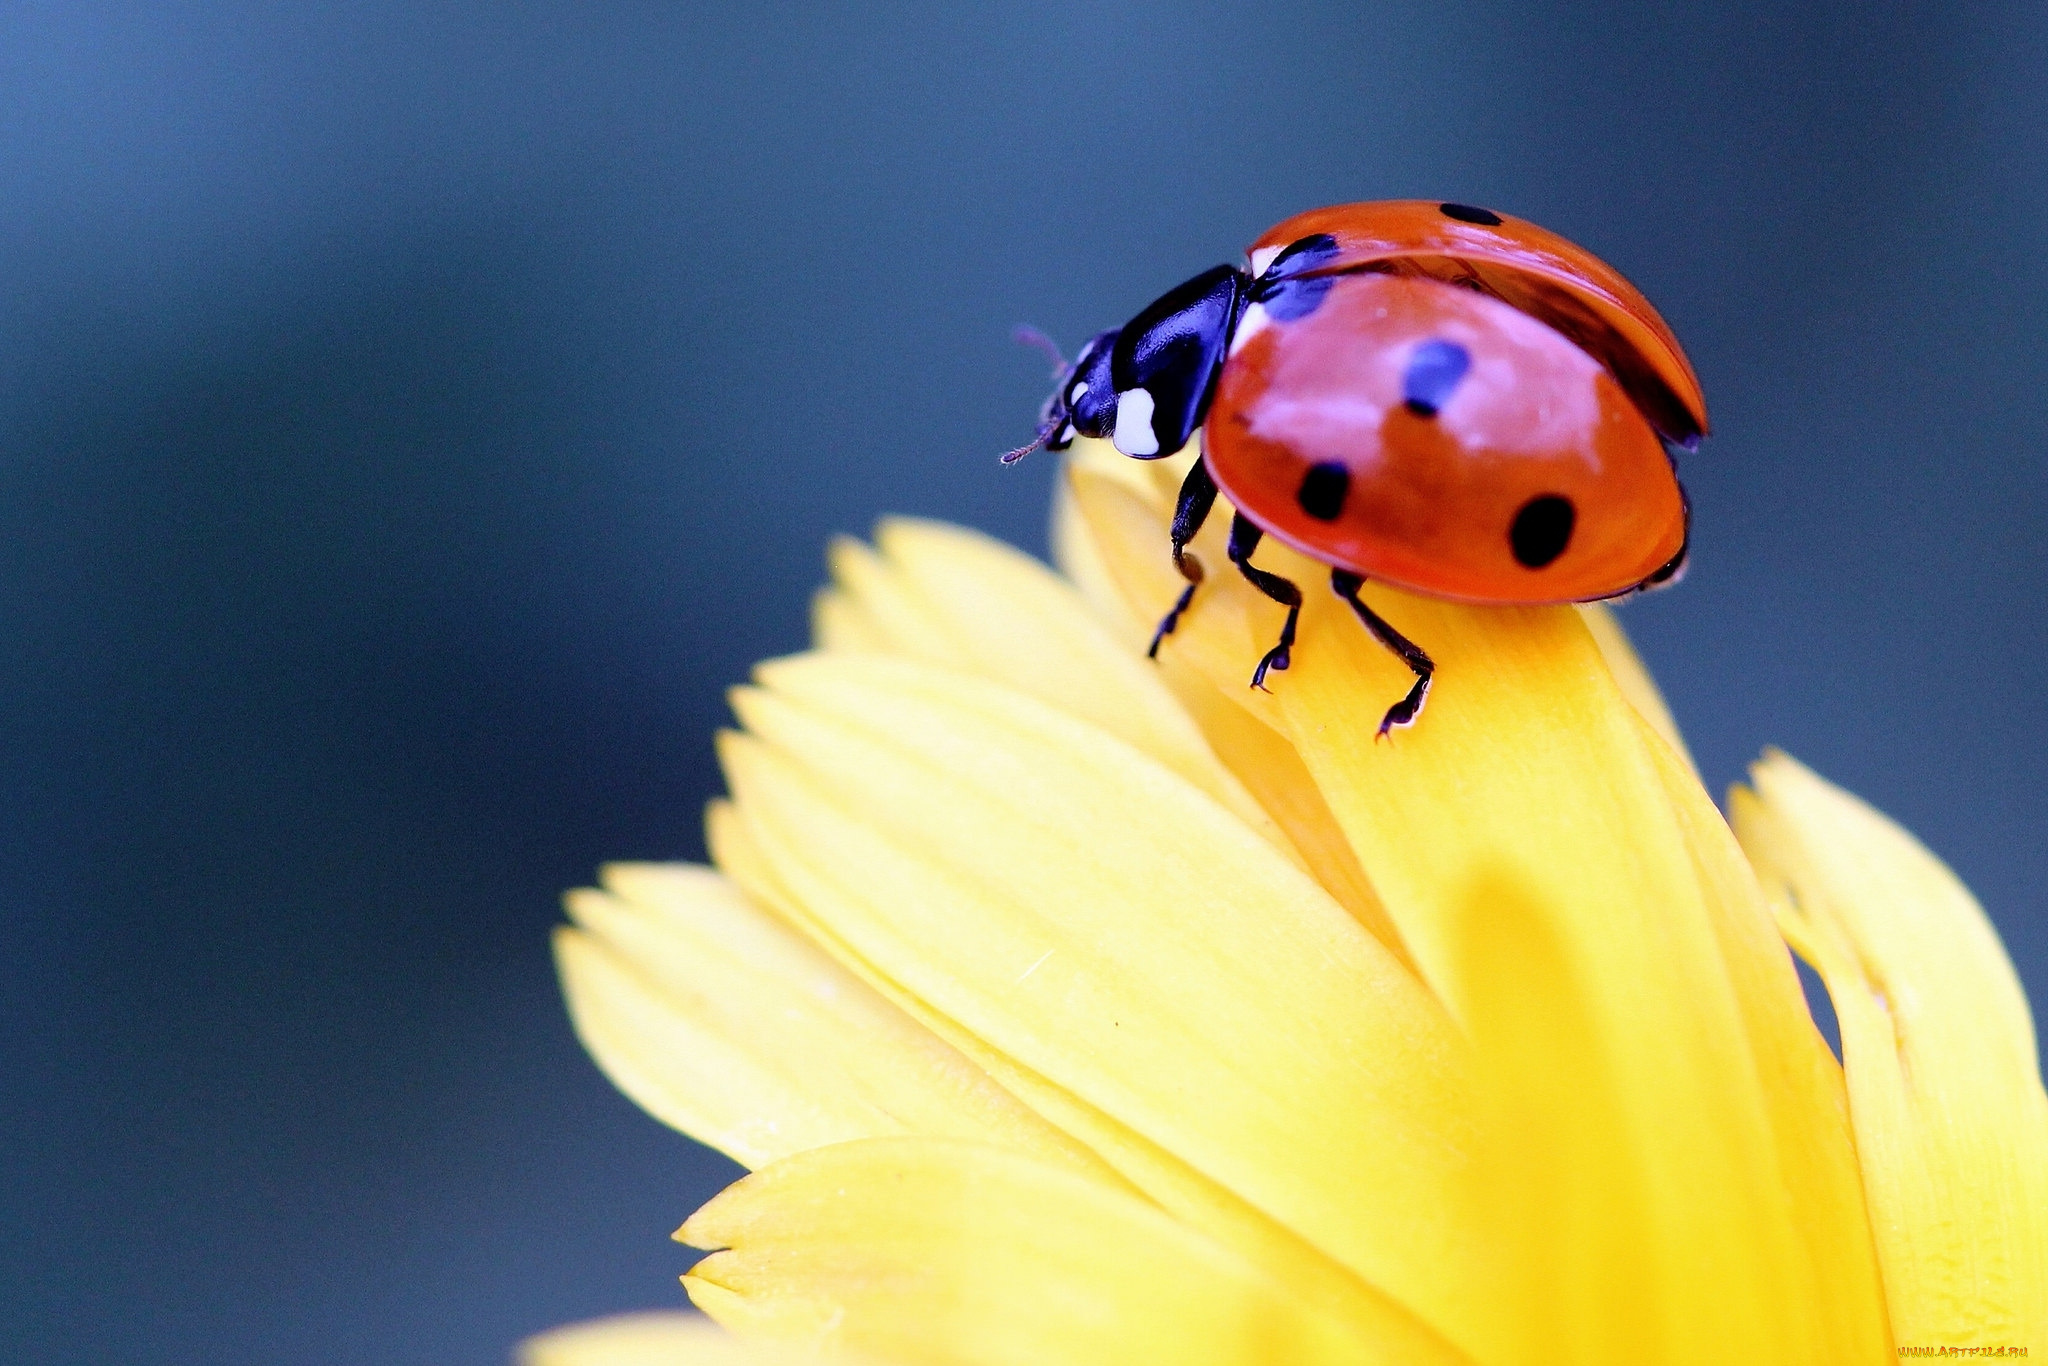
[2, 3, 2041, 1362]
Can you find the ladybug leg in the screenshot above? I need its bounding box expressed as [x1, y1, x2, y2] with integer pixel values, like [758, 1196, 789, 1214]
[1147, 456, 1219, 658]
[1330, 570, 1435, 736]
[1636, 479, 1692, 591]
[1225, 513, 1302, 691]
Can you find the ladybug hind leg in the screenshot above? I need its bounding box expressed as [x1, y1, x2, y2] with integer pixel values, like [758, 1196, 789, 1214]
[1224, 513, 1302, 691]
[1147, 457, 1219, 658]
[1330, 570, 1435, 737]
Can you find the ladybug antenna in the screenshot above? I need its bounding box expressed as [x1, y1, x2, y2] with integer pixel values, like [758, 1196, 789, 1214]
[1002, 325, 1072, 465]
[1012, 324, 1069, 380]
[1000, 418, 1056, 466]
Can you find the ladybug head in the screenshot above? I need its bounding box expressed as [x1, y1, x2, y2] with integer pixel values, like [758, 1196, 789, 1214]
[1003, 328, 1119, 465]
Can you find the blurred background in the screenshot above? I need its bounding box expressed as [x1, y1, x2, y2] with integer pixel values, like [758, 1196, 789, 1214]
[1, 2, 2042, 1362]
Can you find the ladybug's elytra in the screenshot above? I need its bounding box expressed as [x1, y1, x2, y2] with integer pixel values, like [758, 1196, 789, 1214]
[1012, 200, 1704, 735]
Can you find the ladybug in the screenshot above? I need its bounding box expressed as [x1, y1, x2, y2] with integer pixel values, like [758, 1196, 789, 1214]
[1011, 200, 1704, 734]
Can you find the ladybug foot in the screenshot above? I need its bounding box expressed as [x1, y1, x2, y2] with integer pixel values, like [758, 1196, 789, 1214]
[1333, 570, 1437, 739]
[1374, 676, 1433, 739]
[1225, 512, 1303, 694]
[1147, 582, 1199, 659]
[1250, 645, 1291, 691]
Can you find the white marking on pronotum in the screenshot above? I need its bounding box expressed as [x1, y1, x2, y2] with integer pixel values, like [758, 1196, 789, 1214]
[1248, 245, 1284, 277]
[1229, 299, 1273, 356]
[1014, 948, 1055, 984]
[1112, 387, 1159, 456]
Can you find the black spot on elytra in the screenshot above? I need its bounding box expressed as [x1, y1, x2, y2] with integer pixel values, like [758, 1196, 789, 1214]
[1440, 202, 1503, 226]
[1251, 235, 1343, 322]
[1261, 233, 1340, 279]
[1402, 339, 1471, 417]
[1259, 274, 1334, 322]
[1296, 462, 1350, 521]
[1510, 494, 1575, 568]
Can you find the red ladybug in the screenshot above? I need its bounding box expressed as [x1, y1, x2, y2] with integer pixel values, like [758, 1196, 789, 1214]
[1013, 200, 1704, 734]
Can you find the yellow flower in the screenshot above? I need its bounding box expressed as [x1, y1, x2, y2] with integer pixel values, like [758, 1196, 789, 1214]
[528, 438, 2048, 1366]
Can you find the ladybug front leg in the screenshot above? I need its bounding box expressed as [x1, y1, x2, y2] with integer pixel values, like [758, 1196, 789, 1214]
[1331, 570, 1435, 736]
[1146, 457, 1219, 658]
[1225, 513, 1302, 691]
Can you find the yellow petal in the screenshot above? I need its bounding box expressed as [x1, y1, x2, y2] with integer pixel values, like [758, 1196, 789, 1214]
[1581, 621, 1873, 1331]
[521, 1312, 812, 1366]
[1049, 463, 1148, 647]
[1266, 582, 1840, 1362]
[811, 579, 892, 653]
[1060, 439, 1893, 1358]
[1150, 649, 1408, 957]
[1056, 451, 1420, 953]
[1639, 719, 1893, 1358]
[556, 863, 1104, 1176]
[1577, 601, 1696, 777]
[814, 518, 1282, 847]
[716, 650, 1477, 1342]
[819, 534, 942, 653]
[1050, 435, 1212, 643]
[713, 765, 1412, 1344]
[682, 1138, 1466, 1366]
[1062, 459, 1286, 738]
[1733, 751, 2048, 1349]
